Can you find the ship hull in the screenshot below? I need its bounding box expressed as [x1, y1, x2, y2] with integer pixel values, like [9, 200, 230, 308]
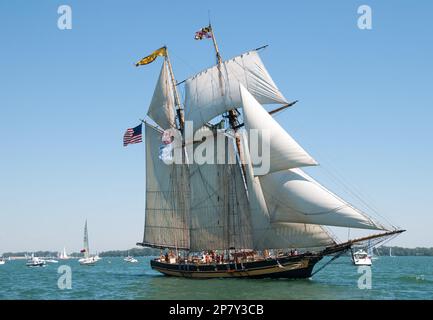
[150, 254, 323, 279]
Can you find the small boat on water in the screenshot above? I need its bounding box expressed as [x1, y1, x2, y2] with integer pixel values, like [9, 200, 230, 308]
[124, 256, 138, 263]
[352, 249, 372, 266]
[123, 251, 138, 263]
[0, 257, 5, 265]
[26, 255, 46, 267]
[58, 247, 70, 260]
[124, 252, 138, 263]
[45, 259, 59, 263]
[79, 220, 99, 266]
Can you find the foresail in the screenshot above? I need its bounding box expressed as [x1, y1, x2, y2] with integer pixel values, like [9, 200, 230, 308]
[259, 168, 386, 230]
[143, 123, 190, 250]
[240, 132, 335, 249]
[184, 50, 288, 132]
[240, 84, 317, 175]
[147, 60, 176, 129]
[189, 128, 253, 251]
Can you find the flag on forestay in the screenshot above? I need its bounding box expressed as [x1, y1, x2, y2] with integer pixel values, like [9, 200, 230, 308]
[194, 26, 212, 40]
[123, 124, 142, 147]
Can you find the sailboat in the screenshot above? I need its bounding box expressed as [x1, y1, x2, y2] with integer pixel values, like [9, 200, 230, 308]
[78, 220, 98, 266]
[133, 24, 404, 279]
[59, 247, 70, 260]
[389, 247, 395, 257]
[124, 251, 138, 263]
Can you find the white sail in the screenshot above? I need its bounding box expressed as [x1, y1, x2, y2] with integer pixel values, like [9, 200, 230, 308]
[147, 60, 176, 129]
[83, 220, 89, 258]
[143, 123, 190, 250]
[189, 129, 253, 250]
[184, 50, 288, 132]
[259, 168, 386, 230]
[240, 132, 335, 249]
[240, 84, 318, 175]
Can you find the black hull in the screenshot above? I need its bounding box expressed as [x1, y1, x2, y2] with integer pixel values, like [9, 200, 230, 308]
[150, 254, 323, 279]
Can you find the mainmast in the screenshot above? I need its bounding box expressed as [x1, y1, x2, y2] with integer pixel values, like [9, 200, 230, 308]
[208, 24, 247, 180]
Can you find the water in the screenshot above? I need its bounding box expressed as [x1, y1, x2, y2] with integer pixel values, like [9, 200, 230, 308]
[0, 256, 432, 299]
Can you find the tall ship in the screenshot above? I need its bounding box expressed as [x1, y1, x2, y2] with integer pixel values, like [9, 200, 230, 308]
[131, 24, 404, 279]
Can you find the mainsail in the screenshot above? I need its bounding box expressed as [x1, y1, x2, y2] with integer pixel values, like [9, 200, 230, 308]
[184, 50, 288, 132]
[189, 128, 253, 251]
[143, 123, 254, 251]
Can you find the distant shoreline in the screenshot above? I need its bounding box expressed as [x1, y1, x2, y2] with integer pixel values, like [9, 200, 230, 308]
[2, 246, 433, 258]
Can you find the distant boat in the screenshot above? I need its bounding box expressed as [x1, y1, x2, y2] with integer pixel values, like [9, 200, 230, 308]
[389, 247, 395, 257]
[94, 252, 102, 261]
[59, 247, 70, 260]
[78, 220, 98, 266]
[351, 249, 372, 266]
[0, 257, 5, 265]
[124, 251, 138, 263]
[45, 259, 59, 263]
[26, 254, 46, 267]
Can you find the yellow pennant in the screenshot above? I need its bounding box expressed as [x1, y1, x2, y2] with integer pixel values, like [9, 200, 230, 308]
[135, 47, 167, 67]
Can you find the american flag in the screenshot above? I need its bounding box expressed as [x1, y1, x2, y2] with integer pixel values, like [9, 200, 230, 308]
[123, 124, 142, 147]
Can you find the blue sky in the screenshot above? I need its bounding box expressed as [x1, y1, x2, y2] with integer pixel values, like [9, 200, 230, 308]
[1, 1, 432, 253]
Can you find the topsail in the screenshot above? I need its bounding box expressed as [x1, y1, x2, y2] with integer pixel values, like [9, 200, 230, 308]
[147, 60, 176, 129]
[184, 50, 288, 132]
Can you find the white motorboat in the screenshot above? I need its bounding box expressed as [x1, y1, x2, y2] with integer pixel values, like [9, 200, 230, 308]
[0, 257, 5, 265]
[124, 256, 138, 263]
[45, 259, 59, 263]
[78, 256, 98, 265]
[352, 249, 372, 266]
[26, 255, 46, 267]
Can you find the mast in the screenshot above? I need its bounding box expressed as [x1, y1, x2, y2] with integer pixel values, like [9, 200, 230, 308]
[164, 47, 185, 132]
[208, 24, 247, 180]
[83, 220, 89, 258]
[164, 48, 190, 251]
